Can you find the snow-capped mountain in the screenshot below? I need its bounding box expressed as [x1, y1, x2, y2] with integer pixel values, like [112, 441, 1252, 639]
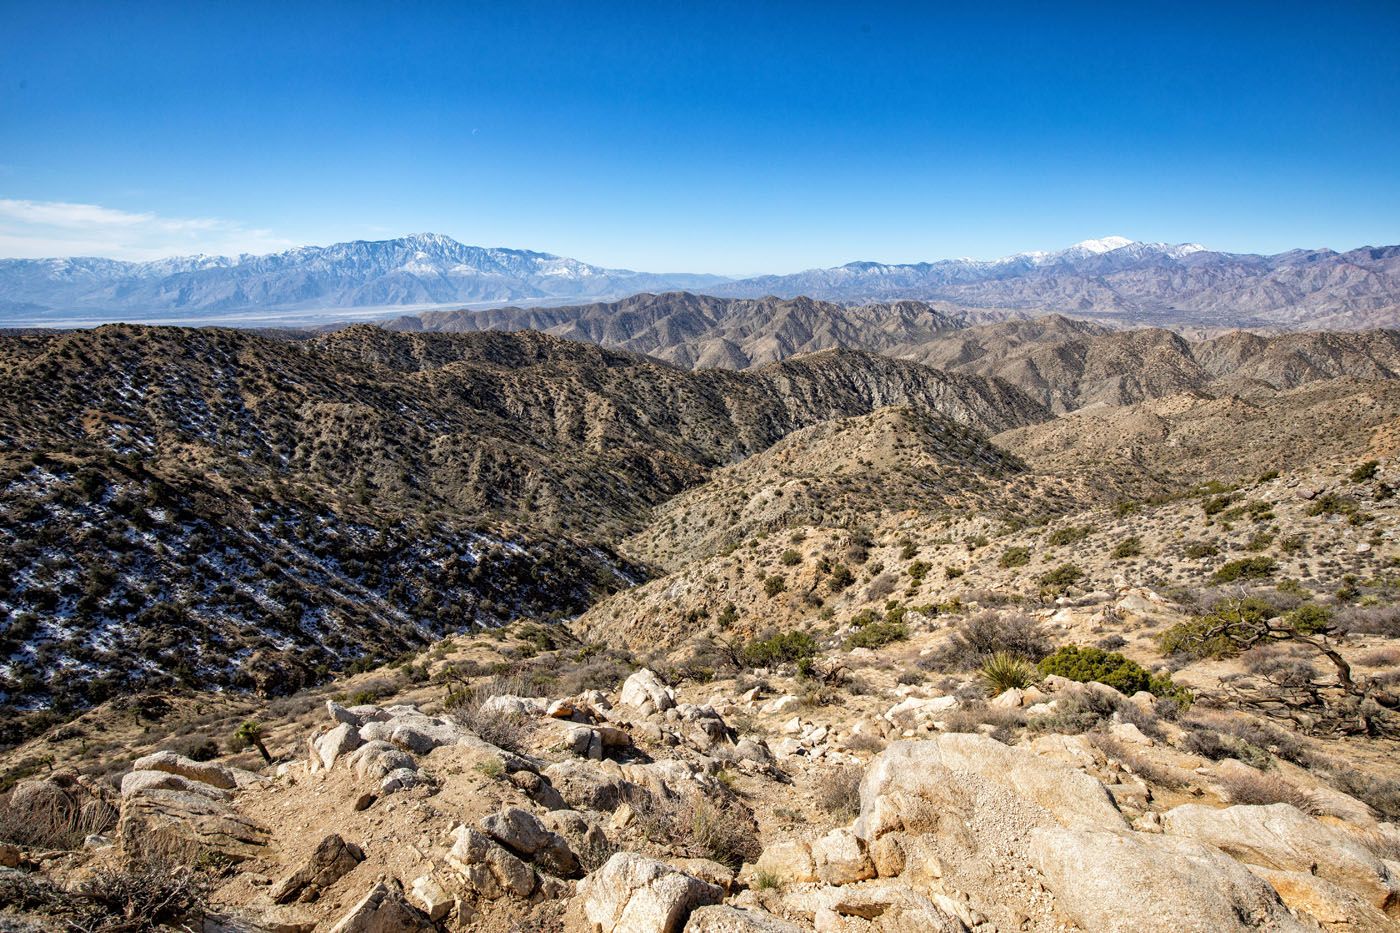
[713, 238, 1400, 328]
[0, 233, 729, 323]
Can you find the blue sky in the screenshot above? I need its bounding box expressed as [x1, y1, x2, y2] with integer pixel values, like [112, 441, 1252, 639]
[1, 1, 1398, 274]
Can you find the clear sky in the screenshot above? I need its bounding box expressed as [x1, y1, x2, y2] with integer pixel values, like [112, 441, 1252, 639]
[1, 0, 1398, 274]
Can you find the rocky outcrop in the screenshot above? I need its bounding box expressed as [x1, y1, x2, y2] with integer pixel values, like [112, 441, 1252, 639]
[327, 880, 434, 933]
[1030, 827, 1307, 933]
[578, 852, 724, 933]
[1162, 803, 1400, 914]
[271, 833, 365, 904]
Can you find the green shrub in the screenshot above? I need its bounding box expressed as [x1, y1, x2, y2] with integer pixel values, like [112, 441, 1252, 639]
[980, 651, 1037, 695]
[741, 631, 818, 667]
[1038, 563, 1084, 589]
[846, 621, 908, 650]
[1110, 537, 1142, 560]
[999, 546, 1031, 569]
[763, 575, 787, 597]
[944, 565, 964, 579]
[907, 560, 930, 583]
[1211, 556, 1277, 583]
[1351, 460, 1380, 483]
[780, 549, 801, 566]
[1038, 645, 1153, 695]
[1183, 541, 1219, 559]
[1046, 526, 1090, 547]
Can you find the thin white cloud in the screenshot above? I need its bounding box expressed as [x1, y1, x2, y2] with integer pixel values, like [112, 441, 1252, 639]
[0, 198, 294, 261]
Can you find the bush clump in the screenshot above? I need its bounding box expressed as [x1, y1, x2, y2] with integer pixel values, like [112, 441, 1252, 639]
[1039, 645, 1190, 706]
[1211, 556, 1277, 584]
[1038, 563, 1084, 590]
[741, 631, 818, 668]
[999, 546, 1031, 569]
[846, 621, 907, 650]
[935, 610, 1052, 669]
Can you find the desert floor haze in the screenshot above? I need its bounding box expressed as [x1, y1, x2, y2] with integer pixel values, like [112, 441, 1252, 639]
[4, 1, 1400, 931]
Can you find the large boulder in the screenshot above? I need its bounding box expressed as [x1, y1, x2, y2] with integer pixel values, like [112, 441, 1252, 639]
[314, 723, 364, 770]
[544, 760, 650, 812]
[853, 736, 1125, 843]
[117, 788, 269, 862]
[327, 881, 434, 933]
[620, 670, 676, 715]
[131, 750, 237, 790]
[120, 770, 228, 801]
[271, 833, 364, 904]
[578, 852, 722, 933]
[480, 806, 580, 878]
[754, 839, 816, 885]
[1162, 803, 1400, 914]
[447, 825, 537, 899]
[811, 829, 874, 886]
[1030, 826, 1308, 932]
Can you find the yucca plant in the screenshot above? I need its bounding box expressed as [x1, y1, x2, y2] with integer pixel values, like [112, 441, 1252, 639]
[980, 651, 1037, 696]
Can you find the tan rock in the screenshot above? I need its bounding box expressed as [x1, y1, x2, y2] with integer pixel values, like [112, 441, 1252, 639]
[1162, 802, 1400, 913]
[408, 874, 454, 922]
[271, 833, 364, 904]
[683, 905, 803, 932]
[812, 829, 874, 886]
[755, 839, 816, 884]
[578, 851, 723, 933]
[1250, 865, 1397, 931]
[131, 750, 237, 790]
[327, 881, 433, 933]
[1030, 826, 1307, 933]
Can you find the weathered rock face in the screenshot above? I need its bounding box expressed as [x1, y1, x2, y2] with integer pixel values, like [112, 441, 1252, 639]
[1162, 803, 1400, 914]
[271, 833, 365, 904]
[480, 806, 580, 878]
[852, 735, 1126, 844]
[578, 852, 723, 933]
[117, 788, 269, 863]
[682, 905, 804, 932]
[447, 825, 538, 899]
[327, 881, 434, 933]
[315, 723, 364, 771]
[131, 751, 238, 790]
[120, 769, 228, 801]
[1030, 827, 1308, 933]
[620, 669, 677, 715]
[754, 839, 817, 885]
[811, 829, 874, 886]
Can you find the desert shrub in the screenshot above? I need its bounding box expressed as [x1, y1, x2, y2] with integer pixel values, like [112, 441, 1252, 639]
[980, 651, 1037, 694]
[846, 621, 907, 650]
[1211, 556, 1277, 583]
[827, 564, 855, 592]
[940, 701, 1026, 743]
[1183, 541, 1220, 559]
[1350, 460, 1380, 483]
[1038, 563, 1083, 589]
[1110, 537, 1142, 560]
[763, 575, 786, 597]
[1038, 645, 1151, 694]
[1217, 770, 1319, 813]
[999, 546, 1031, 569]
[1328, 770, 1400, 821]
[812, 765, 862, 821]
[936, 610, 1051, 669]
[1334, 604, 1400, 636]
[943, 564, 964, 579]
[780, 549, 802, 566]
[635, 794, 759, 870]
[1046, 525, 1090, 547]
[76, 842, 212, 931]
[445, 674, 542, 755]
[1216, 717, 1316, 767]
[741, 630, 818, 668]
[843, 732, 886, 753]
[1039, 645, 1191, 706]
[1096, 634, 1127, 651]
[1028, 690, 1118, 735]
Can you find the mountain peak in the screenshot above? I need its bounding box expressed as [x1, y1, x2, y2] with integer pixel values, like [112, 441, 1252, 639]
[1070, 235, 1135, 253]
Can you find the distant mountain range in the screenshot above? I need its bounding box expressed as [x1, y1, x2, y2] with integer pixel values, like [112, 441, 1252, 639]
[3, 233, 1400, 329]
[0, 233, 728, 324]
